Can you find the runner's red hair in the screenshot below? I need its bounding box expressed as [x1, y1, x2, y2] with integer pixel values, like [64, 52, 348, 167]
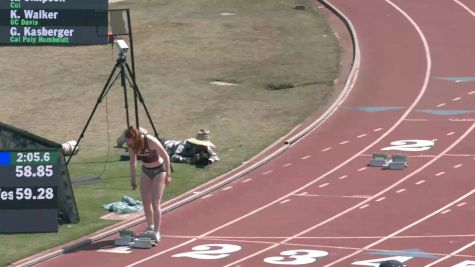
[124, 126, 144, 153]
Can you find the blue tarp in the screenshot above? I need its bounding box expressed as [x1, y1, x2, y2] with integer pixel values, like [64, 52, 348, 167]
[102, 195, 143, 214]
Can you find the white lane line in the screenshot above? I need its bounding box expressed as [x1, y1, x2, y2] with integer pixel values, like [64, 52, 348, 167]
[405, 118, 428, 121]
[301, 155, 312, 160]
[324, 188, 475, 267]
[242, 178, 253, 183]
[300, 192, 308, 196]
[396, 189, 406, 194]
[282, 163, 292, 167]
[425, 240, 475, 267]
[193, 191, 200, 194]
[437, 103, 446, 108]
[201, 194, 212, 199]
[319, 183, 330, 188]
[339, 175, 349, 180]
[263, 170, 274, 175]
[457, 202, 466, 207]
[357, 134, 367, 138]
[359, 204, 370, 209]
[452, 97, 462, 102]
[415, 180, 426, 185]
[441, 209, 451, 215]
[376, 197, 386, 202]
[453, 0, 475, 17]
[469, 91, 475, 95]
[373, 128, 383, 132]
[321, 147, 332, 152]
[453, 164, 463, 168]
[293, 193, 370, 199]
[446, 131, 455, 136]
[435, 172, 446, 177]
[357, 167, 367, 172]
[340, 141, 350, 145]
[222, 186, 233, 191]
[280, 199, 291, 204]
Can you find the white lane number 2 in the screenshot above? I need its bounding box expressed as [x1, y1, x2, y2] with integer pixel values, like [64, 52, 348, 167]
[381, 139, 434, 152]
[172, 244, 241, 260]
[264, 249, 328, 265]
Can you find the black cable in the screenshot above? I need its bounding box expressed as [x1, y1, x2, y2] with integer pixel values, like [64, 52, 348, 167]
[96, 94, 112, 178]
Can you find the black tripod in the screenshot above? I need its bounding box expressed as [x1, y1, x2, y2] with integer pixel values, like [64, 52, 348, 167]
[66, 50, 159, 165]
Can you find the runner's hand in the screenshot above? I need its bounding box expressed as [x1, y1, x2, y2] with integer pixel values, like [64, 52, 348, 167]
[165, 175, 171, 185]
[131, 179, 137, 190]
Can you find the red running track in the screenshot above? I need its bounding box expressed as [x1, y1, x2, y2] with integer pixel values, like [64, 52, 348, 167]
[26, 0, 475, 266]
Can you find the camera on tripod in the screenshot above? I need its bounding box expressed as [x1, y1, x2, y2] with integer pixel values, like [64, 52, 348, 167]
[115, 39, 129, 54]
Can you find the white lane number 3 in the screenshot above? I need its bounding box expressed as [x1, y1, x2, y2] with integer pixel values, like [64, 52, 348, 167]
[264, 250, 329, 265]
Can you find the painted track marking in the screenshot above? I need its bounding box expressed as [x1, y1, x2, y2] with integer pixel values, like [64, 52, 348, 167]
[301, 155, 312, 160]
[396, 189, 406, 194]
[453, 0, 475, 17]
[280, 199, 291, 204]
[357, 134, 367, 138]
[324, 189, 475, 266]
[201, 194, 212, 199]
[318, 183, 330, 188]
[453, 97, 462, 101]
[415, 180, 426, 185]
[435, 171, 446, 176]
[373, 128, 383, 132]
[376, 197, 386, 202]
[441, 209, 451, 215]
[242, 178, 252, 183]
[454, 163, 463, 168]
[359, 204, 370, 209]
[457, 202, 467, 207]
[339, 175, 348, 180]
[425, 240, 475, 266]
[447, 131, 456, 136]
[469, 91, 475, 95]
[282, 163, 292, 167]
[437, 103, 446, 107]
[340, 140, 349, 145]
[222, 186, 233, 191]
[321, 147, 332, 152]
[357, 167, 367, 172]
[263, 170, 274, 175]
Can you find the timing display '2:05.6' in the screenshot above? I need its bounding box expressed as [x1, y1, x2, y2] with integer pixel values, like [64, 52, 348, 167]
[16, 165, 53, 178]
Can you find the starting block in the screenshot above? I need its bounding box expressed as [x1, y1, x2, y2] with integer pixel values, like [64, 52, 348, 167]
[383, 154, 408, 170]
[368, 153, 389, 167]
[114, 229, 157, 249]
[114, 230, 136, 246]
[130, 238, 156, 249]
